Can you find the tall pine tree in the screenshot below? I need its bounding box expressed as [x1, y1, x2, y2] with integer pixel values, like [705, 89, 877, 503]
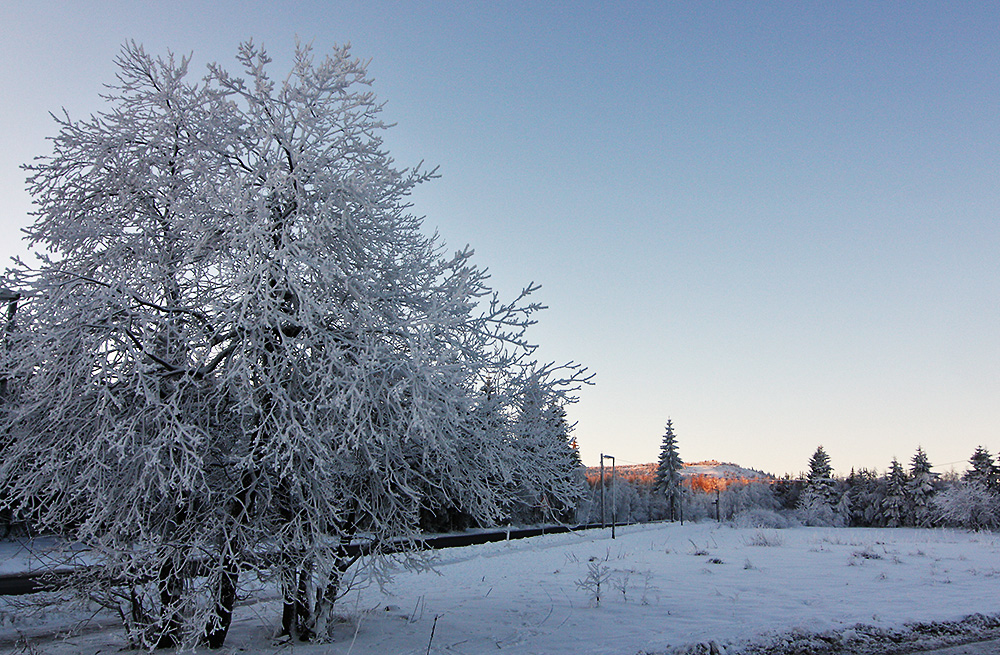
[907, 446, 936, 527]
[964, 446, 997, 492]
[845, 468, 882, 527]
[805, 445, 835, 502]
[798, 446, 841, 525]
[654, 420, 683, 522]
[882, 458, 908, 528]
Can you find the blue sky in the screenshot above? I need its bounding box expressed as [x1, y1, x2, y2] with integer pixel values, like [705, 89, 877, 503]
[2, 2, 998, 475]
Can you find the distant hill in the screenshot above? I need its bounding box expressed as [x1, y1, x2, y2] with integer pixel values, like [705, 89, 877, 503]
[681, 460, 772, 480]
[585, 460, 774, 492]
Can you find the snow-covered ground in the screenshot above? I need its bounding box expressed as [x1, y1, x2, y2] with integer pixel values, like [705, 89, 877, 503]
[3, 522, 1000, 654]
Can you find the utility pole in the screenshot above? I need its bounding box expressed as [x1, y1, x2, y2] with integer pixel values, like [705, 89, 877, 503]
[602, 454, 616, 539]
[599, 454, 605, 529]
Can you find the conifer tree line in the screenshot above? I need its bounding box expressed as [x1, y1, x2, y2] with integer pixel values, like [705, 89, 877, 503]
[792, 444, 1000, 531]
[580, 425, 1000, 534]
[0, 42, 590, 649]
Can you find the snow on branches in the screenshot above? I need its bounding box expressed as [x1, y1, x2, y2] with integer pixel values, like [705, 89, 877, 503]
[0, 41, 590, 649]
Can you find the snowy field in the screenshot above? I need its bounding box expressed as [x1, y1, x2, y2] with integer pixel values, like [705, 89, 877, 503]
[3, 522, 1000, 654]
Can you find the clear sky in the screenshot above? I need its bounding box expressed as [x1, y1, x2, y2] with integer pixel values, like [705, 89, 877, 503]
[2, 1, 998, 476]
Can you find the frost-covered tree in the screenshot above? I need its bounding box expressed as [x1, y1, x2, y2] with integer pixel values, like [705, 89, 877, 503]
[964, 446, 997, 492]
[541, 400, 587, 522]
[806, 446, 834, 489]
[907, 447, 936, 527]
[797, 487, 846, 527]
[845, 468, 883, 527]
[506, 365, 588, 524]
[722, 481, 780, 521]
[653, 420, 683, 521]
[798, 446, 839, 523]
[0, 45, 240, 648]
[772, 476, 804, 511]
[933, 480, 1000, 530]
[420, 377, 504, 533]
[882, 458, 908, 528]
[0, 42, 589, 649]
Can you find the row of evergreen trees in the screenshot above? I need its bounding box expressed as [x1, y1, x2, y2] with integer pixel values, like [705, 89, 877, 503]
[794, 445, 937, 528]
[795, 444, 1000, 530]
[586, 422, 1000, 532]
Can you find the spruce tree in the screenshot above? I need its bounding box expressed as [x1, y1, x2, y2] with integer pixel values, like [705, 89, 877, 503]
[540, 399, 587, 522]
[805, 445, 835, 502]
[964, 446, 997, 492]
[845, 468, 881, 527]
[882, 458, 908, 528]
[654, 420, 683, 521]
[807, 446, 833, 483]
[798, 446, 840, 525]
[907, 447, 936, 527]
[508, 366, 589, 525]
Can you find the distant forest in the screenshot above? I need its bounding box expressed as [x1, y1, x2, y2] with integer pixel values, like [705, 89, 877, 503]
[577, 446, 1000, 532]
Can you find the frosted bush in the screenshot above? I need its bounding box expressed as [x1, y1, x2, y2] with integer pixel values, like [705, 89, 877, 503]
[742, 530, 785, 548]
[721, 480, 780, 517]
[796, 491, 847, 527]
[575, 561, 613, 607]
[612, 569, 632, 603]
[731, 508, 793, 530]
[932, 482, 1000, 530]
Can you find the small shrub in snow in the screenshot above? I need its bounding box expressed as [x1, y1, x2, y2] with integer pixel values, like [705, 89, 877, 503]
[613, 569, 632, 603]
[576, 561, 613, 607]
[743, 530, 784, 548]
[852, 546, 884, 560]
[818, 534, 864, 547]
[588, 547, 612, 563]
[688, 539, 710, 556]
[639, 570, 657, 605]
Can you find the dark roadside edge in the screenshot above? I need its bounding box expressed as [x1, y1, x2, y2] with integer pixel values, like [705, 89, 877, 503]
[0, 522, 613, 597]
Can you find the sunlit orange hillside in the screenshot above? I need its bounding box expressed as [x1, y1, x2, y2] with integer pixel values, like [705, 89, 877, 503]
[584, 460, 774, 492]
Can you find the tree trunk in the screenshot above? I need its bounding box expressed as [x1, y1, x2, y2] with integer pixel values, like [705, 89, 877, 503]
[278, 558, 312, 639]
[204, 551, 238, 649]
[280, 569, 295, 638]
[204, 472, 253, 649]
[296, 565, 312, 640]
[309, 552, 352, 637]
[308, 513, 358, 639]
[155, 501, 187, 649]
[154, 555, 182, 648]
